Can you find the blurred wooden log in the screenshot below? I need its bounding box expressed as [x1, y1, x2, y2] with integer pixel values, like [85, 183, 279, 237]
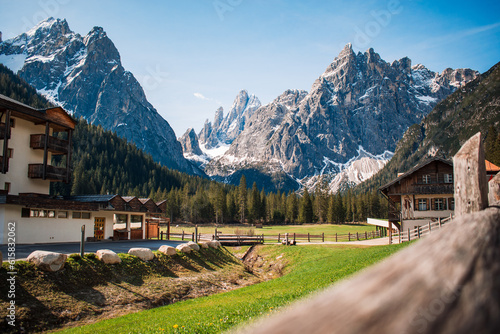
[237, 205, 500, 334]
[453, 132, 488, 216]
[489, 173, 500, 206]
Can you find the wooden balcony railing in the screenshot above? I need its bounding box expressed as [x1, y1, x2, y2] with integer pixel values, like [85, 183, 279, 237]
[0, 155, 8, 173]
[28, 163, 68, 182]
[30, 134, 69, 154]
[0, 123, 10, 140]
[409, 184, 454, 195]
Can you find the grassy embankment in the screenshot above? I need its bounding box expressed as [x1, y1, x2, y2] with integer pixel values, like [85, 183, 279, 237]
[60, 242, 409, 334]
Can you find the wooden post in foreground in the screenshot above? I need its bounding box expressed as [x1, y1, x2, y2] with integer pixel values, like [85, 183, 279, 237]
[237, 205, 500, 334]
[489, 173, 500, 205]
[453, 132, 488, 216]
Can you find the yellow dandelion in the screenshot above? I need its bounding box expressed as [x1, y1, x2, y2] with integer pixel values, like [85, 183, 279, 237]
[173, 324, 179, 329]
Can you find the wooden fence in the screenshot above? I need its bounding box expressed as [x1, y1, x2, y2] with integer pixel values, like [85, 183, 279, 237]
[162, 230, 381, 244]
[391, 215, 453, 243]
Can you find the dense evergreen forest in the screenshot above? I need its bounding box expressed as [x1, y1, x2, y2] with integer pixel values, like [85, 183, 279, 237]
[1, 63, 387, 224]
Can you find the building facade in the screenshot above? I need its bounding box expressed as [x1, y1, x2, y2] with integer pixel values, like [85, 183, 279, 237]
[0, 95, 165, 244]
[379, 158, 454, 232]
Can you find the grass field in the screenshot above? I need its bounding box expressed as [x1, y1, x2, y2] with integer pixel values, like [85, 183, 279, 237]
[61, 243, 408, 334]
[165, 224, 378, 242]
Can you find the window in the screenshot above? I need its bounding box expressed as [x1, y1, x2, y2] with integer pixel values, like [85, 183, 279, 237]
[26, 209, 56, 218]
[449, 198, 455, 211]
[4, 182, 10, 192]
[418, 199, 427, 211]
[6, 148, 13, 158]
[130, 215, 143, 229]
[422, 175, 431, 184]
[21, 208, 30, 217]
[9, 118, 15, 128]
[435, 198, 445, 211]
[444, 174, 453, 183]
[114, 214, 128, 230]
[58, 211, 68, 218]
[72, 211, 91, 219]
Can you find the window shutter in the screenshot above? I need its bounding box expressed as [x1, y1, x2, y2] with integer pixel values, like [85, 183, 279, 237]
[431, 198, 435, 211]
[414, 199, 419, 211]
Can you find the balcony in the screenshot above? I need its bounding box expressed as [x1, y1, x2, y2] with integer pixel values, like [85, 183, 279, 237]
[409, 184, 454, 195]
[28, 164, 68, 182]
[0, 155, 8, 173]
[0, 123, 10, 140]
[30, 134, 69, 155]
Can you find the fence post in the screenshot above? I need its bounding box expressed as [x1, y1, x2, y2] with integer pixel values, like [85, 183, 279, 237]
[195, 225, 198, 243]
[308, 233, 310, 242]
[262, 234, 264, 244]
[417, 226, 420, 239]
[182, 230, 184, 240]
[80, 225, 85, 257]
[322, 233, 324, 242]
[278, 233, 281, 242]
[453, 132, 488, 216]
[348, 232, 351, 241]
[399, 230, 401, 244]
[160, 231, 163, 241]
[335, 233, 338, 242]
[356, 232, 359, 241]
[428, 222, 431, 234]
[192, 233, 194, 241]
[293, 233, 296, 244]
[365, 231, 367, 240]
[408, 228, 411, 242]
[439, 217, 442, 228]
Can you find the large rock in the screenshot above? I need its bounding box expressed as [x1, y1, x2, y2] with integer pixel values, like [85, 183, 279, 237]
[96, 249, 121, 264]
[176, 243, 192, 254]
[128, 248, 154, 261]
[158, 245, 177, 256]
[199, 241, 210, 249]
[187, 241, 200, 251]
[208, 240, 221, 249]
[27, 250, 67, 272]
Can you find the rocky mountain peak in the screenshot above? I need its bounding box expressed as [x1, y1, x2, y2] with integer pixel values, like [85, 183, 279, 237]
[0, 18, 199, 175]
[179, 128, 203, 156]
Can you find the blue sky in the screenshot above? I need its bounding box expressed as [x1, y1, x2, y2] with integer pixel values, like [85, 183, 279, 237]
[1, 0, 499, 136]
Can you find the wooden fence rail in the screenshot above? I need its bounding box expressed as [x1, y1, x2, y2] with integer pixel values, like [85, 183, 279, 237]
[391, 215, 453, 243]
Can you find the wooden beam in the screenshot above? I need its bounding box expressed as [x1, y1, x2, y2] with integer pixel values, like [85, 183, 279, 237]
[66, 129, 72, 183]
[42, 122, 50, 180]
[237, 205, 500, 334]
[2, 110, 10, 173]
[453, 132, 488, 216]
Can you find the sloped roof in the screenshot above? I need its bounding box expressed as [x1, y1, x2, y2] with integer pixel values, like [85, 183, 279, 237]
[486, 160, 500, 173]
[379, 157, 452, 191]
[66, 194, 119, 203]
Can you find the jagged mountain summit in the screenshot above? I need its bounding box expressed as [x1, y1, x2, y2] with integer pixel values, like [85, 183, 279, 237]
[0, 17, 199, 175]
[205, 44, 478, 192]
[198, 90, 261, 151]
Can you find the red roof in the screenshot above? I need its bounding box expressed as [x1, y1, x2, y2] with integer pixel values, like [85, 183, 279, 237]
[486, 160, 500, 173]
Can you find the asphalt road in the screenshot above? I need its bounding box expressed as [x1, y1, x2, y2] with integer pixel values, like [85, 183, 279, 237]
[0, 239, 184, 260]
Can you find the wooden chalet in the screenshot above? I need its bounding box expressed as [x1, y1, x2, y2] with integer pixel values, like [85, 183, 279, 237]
[379, 158, 454, 232]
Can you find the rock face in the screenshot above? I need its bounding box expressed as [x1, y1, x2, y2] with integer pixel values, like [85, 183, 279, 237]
[0, 17, 199, 175]
[128, 248, 154, 261]
[158, 245, 177, 256]
[198, 90, 261, 151]
[205, 44, 478, 192]
[96, 249, 121, 264]
[27, 250, 67, 272]
[179, 128, 203, 156]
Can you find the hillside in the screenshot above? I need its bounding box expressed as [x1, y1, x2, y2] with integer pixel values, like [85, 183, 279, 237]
[357, 61, 500, 193]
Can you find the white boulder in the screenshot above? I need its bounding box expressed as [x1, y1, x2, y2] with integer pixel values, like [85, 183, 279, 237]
[208, 240, 221, 249]
[27, 250, 67, 272]
[128, 248, 154, 261]
[187, 241, 200, 251]
[176, 243, 192, 253]
[96, 249, 121, 264]
[158, 245, 177, 256]
[199, 241, 210, 249]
